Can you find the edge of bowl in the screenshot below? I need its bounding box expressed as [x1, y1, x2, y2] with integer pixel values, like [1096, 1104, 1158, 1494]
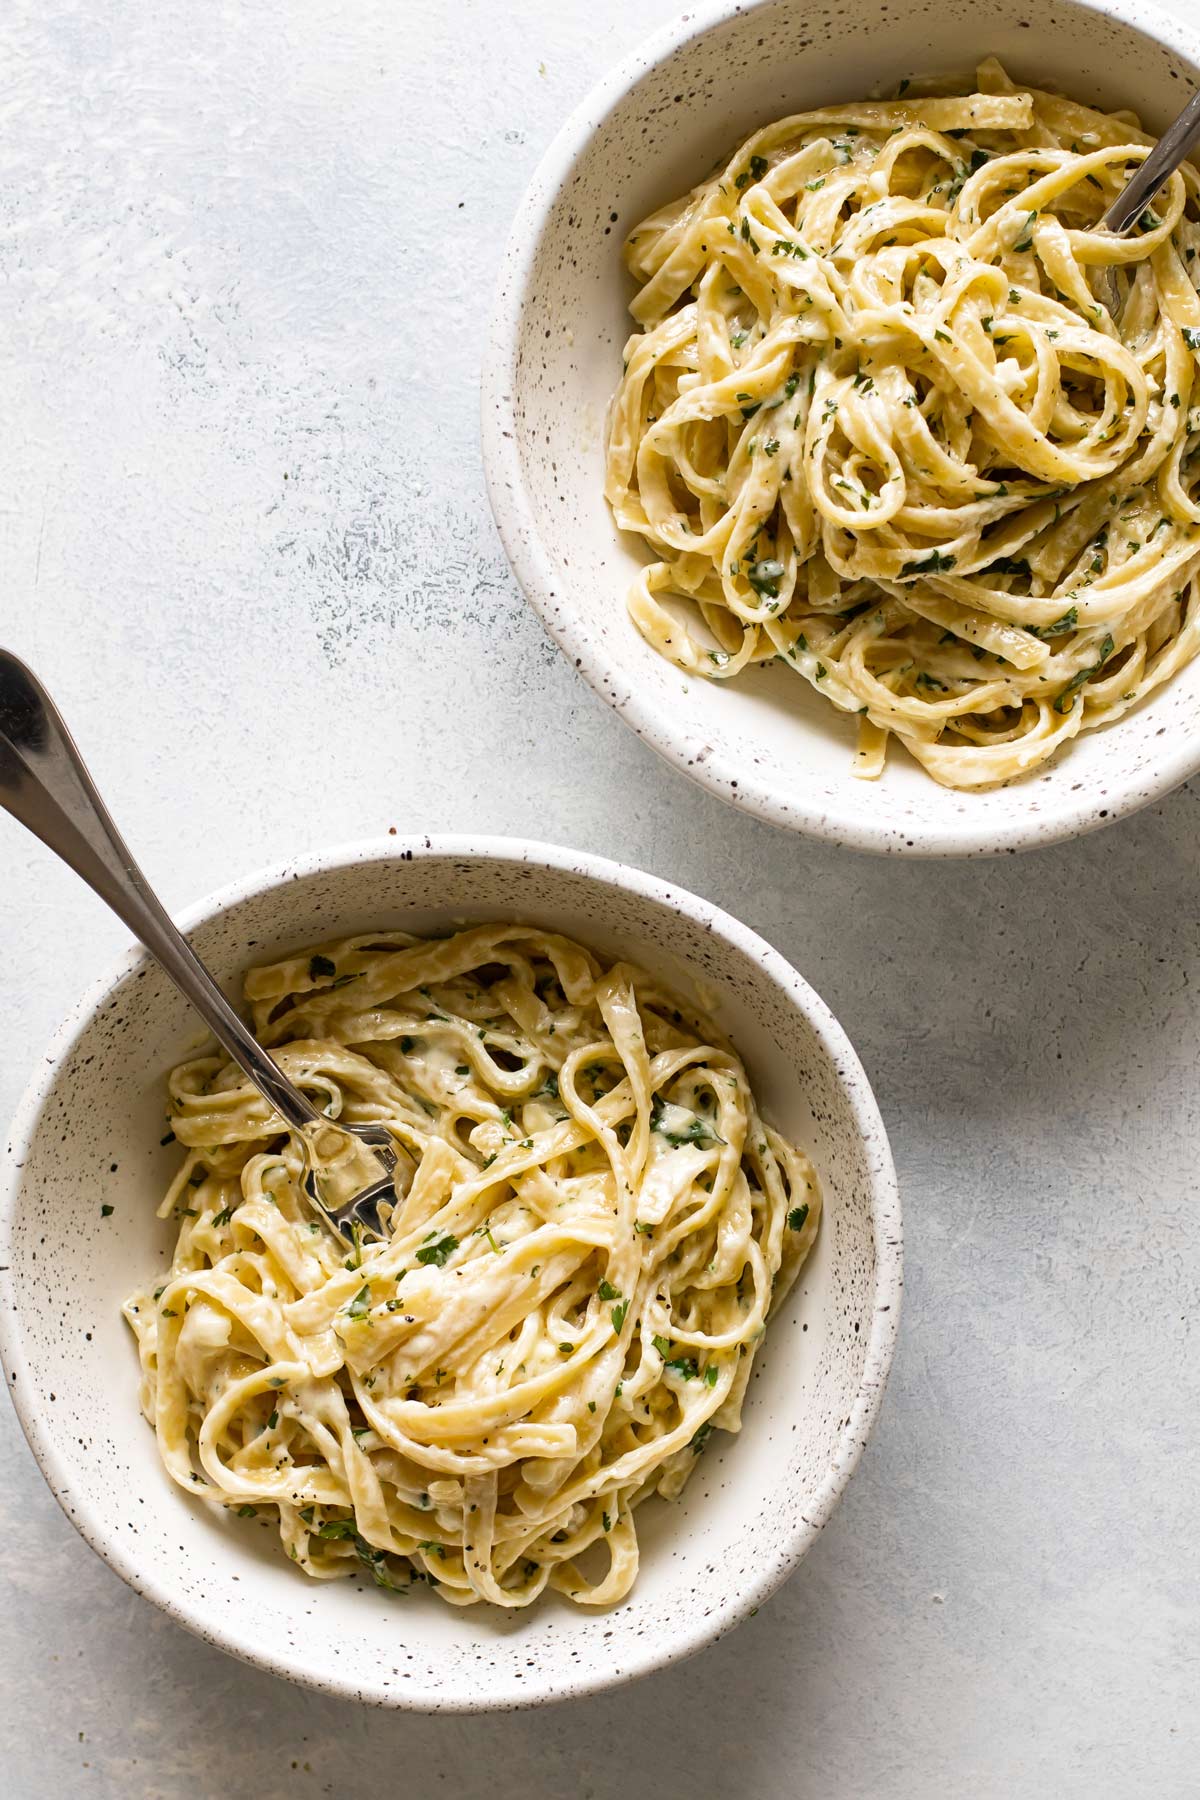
[481, 0, 1200, 857]
[0, 833, 901, 1710]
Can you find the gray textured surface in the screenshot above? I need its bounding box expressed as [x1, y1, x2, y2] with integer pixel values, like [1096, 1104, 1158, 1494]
[0, 0, 1197, 1793]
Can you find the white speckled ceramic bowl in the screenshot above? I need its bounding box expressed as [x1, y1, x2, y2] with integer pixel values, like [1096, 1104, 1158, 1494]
[0, 838, 899, 1711]
[483, 0, 1200, 855]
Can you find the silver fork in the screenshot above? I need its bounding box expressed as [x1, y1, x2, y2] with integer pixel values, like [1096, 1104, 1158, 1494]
[0, 650, 398, 1248]
[1097, 86, 1200, 317]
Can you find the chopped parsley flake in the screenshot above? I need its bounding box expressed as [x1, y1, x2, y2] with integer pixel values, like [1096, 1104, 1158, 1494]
[415, 1233, 459, 1268]
[748, 557, 784, 599]
[1027, 606, 1078, 640]
[1054, 635, 1115, 712]
[900, 550, 956, 577]
[346, 1284, 372, 1321]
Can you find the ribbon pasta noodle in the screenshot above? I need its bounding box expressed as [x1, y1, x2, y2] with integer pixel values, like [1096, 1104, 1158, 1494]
[124, 924, 819, 1608]
[605, 59, 1200, 787]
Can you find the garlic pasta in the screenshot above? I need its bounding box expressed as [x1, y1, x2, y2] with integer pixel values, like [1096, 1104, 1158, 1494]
[124, 923, 819, 1608]
[605, 60, 1200, 786]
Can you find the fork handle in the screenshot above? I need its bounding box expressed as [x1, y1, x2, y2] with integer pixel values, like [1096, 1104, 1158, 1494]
[1103, 88, 1200, 235]
[0, 650, 320, 1133]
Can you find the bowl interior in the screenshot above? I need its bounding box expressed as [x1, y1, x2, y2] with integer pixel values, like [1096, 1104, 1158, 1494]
[1, 844, 897, 1709]
[490, 0, 1200, 852]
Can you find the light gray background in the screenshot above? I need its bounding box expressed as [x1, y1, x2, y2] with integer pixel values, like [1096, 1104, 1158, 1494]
[2, 1, 1197, 1793]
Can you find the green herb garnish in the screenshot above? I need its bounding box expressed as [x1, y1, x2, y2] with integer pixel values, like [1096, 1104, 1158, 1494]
[1053, 635, 1115, 712]
[650, 1096, 725, 1149]
[415, 1234, 459, 1268]
[899, 550, 956, 577]
[1014, 210, 1038, 252]
[1027, 606, 1078, 640]
[747, 557, 784, 599]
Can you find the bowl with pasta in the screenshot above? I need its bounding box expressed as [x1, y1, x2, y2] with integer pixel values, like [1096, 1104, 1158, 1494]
[0, 838, 899, 1709]
[483, 0, 1200, 852]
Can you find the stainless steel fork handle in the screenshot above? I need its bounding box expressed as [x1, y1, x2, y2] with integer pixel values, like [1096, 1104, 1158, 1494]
[1103, 88, 1200, 235]
[0, 649, 322, 1135]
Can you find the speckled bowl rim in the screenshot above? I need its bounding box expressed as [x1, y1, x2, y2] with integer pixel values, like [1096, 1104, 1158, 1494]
[481, 0, 1200, 857]
[0, 834, 901, 1711]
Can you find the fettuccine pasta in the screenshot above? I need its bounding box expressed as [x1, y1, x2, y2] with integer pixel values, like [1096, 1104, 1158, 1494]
[124, 924, 819, 1608]
[605, 59, 1200, 787]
